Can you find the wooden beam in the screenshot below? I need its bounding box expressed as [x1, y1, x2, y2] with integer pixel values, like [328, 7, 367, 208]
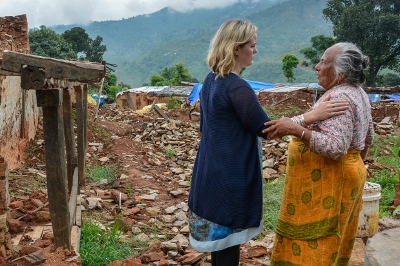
[150, 100, 169, 121]
[1, 50, 105, 84]
[36, 88, 71, 249]
[0, 59, 19, 76]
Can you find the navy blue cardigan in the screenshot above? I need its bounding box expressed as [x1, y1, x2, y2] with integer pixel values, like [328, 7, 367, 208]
[188, 72, 270, 229]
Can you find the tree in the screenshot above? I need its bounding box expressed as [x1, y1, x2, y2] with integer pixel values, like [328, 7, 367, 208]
[300, 35, 336, 68]
[150, 62, 192, 86]
[150, 75, 168, 86]
[29, 26, 77, 60]
[61, 27, 89, 55]
[61, 27, 106, 62]
[282, 54, 299, 83]
[323, 0, 400, 86]
[85, 36, 107, 62]
[381, 72, 400, 86]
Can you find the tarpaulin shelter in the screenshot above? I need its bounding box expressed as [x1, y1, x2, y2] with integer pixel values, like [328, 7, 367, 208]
[388, 94, 400, 101]
[188, 80, 276, 105]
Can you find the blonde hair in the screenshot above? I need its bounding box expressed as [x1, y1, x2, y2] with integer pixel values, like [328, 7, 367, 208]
[207, 19, 257, 78]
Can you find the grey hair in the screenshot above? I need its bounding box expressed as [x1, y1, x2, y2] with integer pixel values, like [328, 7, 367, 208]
[333, 42, 370, 86]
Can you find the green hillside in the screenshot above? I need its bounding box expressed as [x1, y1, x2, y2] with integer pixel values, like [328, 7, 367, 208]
[52, 0, 332, 86]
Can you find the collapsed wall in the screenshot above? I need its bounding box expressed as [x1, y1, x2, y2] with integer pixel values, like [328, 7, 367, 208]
[0, 14, 39, 169]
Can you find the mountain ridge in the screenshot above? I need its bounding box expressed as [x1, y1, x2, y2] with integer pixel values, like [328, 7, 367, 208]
[51, 0, 332, 86]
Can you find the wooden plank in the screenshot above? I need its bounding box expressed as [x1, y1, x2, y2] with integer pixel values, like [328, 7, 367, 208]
[37, 88, 71, 249]
[11, 234, 23, 246]
[63, 88, 77, 193]
[75, 195, 82, 227]
[75, 86, 86, 185]
[70, 226, 81, 256]
[68, 167, 78, 230]
[151, 100, 169, 121]
[125, 92, 136, 110]
[24, 226, 44, 243]
[1, 50, 105, 83]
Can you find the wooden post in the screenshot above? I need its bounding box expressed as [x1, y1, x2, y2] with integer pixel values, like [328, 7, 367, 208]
[93, 77, 105, 121]
[125, 92, 136, 110]
[75, 85, 87, 185]
[20, 89, 25, 138]
[36, 89, 71, 249]
[150, 100, 169, 121]
[63, 88, 78, 193]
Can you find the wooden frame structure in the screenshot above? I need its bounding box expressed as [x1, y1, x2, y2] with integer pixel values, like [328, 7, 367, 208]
[0, 50, 106, 249]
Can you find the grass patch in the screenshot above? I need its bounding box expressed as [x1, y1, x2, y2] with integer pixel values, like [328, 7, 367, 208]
[263, 105, 304, 120]
[367, 133, 400, 217]
[165, 148, 177, 159]
[80, 216, 144, 265]
[263, 178, 285, 233]
[86, 163, 119, 184]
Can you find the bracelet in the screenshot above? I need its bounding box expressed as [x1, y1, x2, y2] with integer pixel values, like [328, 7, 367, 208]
[291, 115, 305, 126]
[299, 130, 305, 140]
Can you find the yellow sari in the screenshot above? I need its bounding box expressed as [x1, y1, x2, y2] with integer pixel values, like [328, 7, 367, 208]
[271, 137, 366, 266]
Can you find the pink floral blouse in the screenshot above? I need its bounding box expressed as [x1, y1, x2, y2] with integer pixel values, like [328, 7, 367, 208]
[308, 83, 374, 160]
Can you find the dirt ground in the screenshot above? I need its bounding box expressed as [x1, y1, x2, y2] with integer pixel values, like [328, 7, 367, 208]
[4, 89, 400, 265]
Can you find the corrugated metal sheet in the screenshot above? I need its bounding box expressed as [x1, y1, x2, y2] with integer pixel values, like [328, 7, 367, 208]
[116, 86, 193, 98]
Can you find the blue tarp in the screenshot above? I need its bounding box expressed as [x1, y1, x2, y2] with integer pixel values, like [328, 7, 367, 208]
[388, 94, 400, 101]
[368, 94, 381, 102]
[91, 94, 107, 106]
[188, 80, 276, 105]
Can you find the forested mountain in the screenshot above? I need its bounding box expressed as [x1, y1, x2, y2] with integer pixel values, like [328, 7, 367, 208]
[51, 0, 332, 86]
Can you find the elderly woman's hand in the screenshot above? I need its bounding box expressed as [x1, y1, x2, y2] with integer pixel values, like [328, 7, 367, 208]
[306, 95, 349, 123]
[263, 117, 298, 140]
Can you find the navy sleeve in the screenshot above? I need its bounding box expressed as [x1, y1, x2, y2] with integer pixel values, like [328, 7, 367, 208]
[227, 79, 271, 139]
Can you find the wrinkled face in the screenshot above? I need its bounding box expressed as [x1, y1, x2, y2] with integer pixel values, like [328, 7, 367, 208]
[315, 46, 341, 90]
[234, 34, 258, 70]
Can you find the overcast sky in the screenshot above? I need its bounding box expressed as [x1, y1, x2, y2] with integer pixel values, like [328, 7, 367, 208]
[0, 0, 270, 28]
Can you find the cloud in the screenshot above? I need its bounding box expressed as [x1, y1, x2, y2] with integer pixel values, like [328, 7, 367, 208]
[0, 0, 267, 28]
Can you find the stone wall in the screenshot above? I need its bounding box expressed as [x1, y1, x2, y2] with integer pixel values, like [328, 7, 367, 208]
[0, 14, 39, 169]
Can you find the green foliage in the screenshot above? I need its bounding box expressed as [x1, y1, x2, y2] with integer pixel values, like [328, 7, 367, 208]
[86, 35, 107, 62]
[166, 97, 181, 109]
[165, 148, 177, 159]
[50, 0, 330, 86]
[381, 72, 400, 86]
[61, 27, 106, 62]
[323, 0, 400, 86]
[30, 25, 106, 63]
[80, 217, 140, 265]
[300, 35, 336, 68]
[150, 62, 192, 86]
[368, 169, 398, 207]
[86, 164, 119, 184]
[263, 178, 285, 232]
[282, 54, 300, 82]
[103, 73, 121, 102]
[61, 27, 90, 56]
[367, 134, 400, 216]
[29, 26, 77, 60]
[150, 75, 168, 86]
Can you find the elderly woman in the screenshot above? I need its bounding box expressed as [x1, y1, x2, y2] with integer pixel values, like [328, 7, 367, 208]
[264, 42, 374, 265]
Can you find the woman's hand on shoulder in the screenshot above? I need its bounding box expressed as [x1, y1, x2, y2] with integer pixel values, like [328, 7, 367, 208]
[305, 95, 349, 124]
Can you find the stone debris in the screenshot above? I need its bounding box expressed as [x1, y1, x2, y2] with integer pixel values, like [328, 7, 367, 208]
[6, 93, 399, 265]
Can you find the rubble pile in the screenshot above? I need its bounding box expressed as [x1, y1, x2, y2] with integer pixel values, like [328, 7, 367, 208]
[6, 91, 400, 265]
